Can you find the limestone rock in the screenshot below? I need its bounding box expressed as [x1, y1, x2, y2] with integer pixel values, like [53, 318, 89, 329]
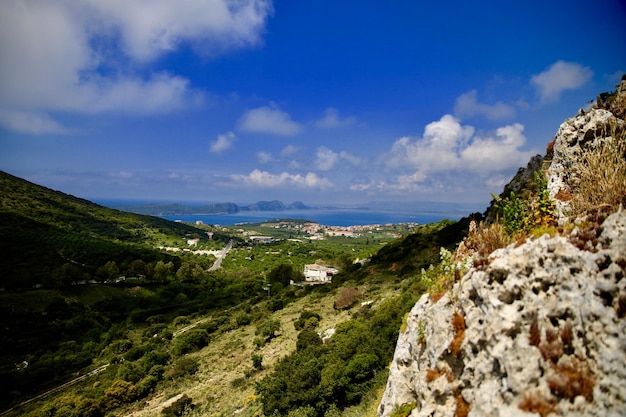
[547, 108, 624, 223]
[378, 209, 626, 417]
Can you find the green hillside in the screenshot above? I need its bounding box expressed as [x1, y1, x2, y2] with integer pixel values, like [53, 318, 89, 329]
[0, 170, 473, 416]
[0, 171, 222, 289]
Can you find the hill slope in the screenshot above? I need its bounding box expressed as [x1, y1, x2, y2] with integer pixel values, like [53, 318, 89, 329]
[0, 171, 212, 288]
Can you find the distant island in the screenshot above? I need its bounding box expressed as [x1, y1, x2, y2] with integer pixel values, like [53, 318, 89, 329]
[108, 200, 310, 216]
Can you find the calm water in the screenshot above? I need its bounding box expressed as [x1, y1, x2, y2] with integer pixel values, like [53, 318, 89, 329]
[161, 207, 472, 227]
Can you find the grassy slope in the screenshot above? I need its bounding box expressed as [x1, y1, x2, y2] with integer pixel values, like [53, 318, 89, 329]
[0, 170, 210, 288]
[0, 170, 473, 416]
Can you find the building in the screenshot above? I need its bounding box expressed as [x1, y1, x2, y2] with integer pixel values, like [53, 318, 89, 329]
[303, 264, 338, 283]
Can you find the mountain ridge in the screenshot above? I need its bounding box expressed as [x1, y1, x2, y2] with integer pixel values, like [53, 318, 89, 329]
[106, 199, 310, 216]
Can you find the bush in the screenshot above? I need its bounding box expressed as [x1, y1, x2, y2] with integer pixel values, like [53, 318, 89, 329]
[165, 357, 199, 380]
[235, 311, 252, 326]
[103, 380, 138, 409]
[294, 311, 322, 331]
[333, 287, 362, 310]
[296, 329, 323, 353]
[162, 394, 194, 417]
[256, 319, 281, 342]
[251, 353, 263, 370]
[172, 329, 210, 356]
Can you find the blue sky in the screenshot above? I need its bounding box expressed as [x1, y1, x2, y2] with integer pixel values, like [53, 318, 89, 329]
[1, 1, 625, 208]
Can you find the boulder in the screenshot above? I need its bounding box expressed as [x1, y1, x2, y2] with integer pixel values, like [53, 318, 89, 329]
[378, 209, 626, 417]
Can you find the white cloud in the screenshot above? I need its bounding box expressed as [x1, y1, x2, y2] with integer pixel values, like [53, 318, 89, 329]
[257, 151, 273, 163]
[531, 61, 593, 103]
[210, 131, 236, 153]
[238, 104, 302, 136]
[0, 0, 272, 133]
[383, 114, 536, 192]
[231, 169, 334, 189]
[315, 147, 339, 171]
[83, 0, 273, 62]
[454, 90, 516, 120]
[280, 145, 300, 156]
[314, 147, 362, 170]
[314, 108, 356, 128]
[0, 109, 69, 135]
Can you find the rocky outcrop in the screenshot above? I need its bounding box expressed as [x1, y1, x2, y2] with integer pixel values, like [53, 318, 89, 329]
[378, 209, 626, 417]
[547, 108, 624, 223]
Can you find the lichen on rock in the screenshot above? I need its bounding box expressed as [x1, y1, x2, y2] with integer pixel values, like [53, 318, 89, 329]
[378, 209, 626, 417]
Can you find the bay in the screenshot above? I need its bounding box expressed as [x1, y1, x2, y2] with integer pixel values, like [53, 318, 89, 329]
[160, 207, 472, 227]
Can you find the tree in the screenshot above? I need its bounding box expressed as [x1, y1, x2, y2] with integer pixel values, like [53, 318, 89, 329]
[268, 263, 294, 287]
[96, 260, 119, 282]
[257, 319, 281, 342]
[297, 329, 322, 352]
[153, 260, 174, 282]
[175, 261, 204, 283]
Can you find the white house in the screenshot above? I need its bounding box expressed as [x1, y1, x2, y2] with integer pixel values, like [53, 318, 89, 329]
[303, 264, 338, 283]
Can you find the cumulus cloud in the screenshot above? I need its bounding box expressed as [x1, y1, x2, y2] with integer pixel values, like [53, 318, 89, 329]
[315, 147, 339, 170]
[82, 0, 273, 62]
[314, 108, 356, 128]
[238, 104, 302, 136]
[210, 131, 236, 153]
[257, 151, 273, 163]
[314, 146, 362, 171]
[531, 61, 593, 103]
[231, 169, 334, 189]
[0, 0, 272, 133]
[383, 114, 536, 192]
[454, 90, 516, 120]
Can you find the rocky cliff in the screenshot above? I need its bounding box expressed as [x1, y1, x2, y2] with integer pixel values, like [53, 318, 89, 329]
[379, 83, 626, 417]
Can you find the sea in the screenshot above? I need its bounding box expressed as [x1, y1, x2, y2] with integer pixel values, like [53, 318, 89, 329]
[160, 206, 482, 227]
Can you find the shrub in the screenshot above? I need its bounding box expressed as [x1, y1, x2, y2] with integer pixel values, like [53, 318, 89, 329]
[161, 394, 194, 417]
[333, 287, 362, 309]
[251, 353, 263, 370]
[296, 329, 323, 352]
[256, 319, 281, 342]
[103, 380, 138, 409]
[165, 357, 199, 380]
[235, 311, 252, 326]
[172, 329, 209, 355]
[294, 311, 322, 331]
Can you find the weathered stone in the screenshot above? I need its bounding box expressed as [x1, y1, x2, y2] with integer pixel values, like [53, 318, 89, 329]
[378, 210, 626, 417]
[547, 108, 625, 223]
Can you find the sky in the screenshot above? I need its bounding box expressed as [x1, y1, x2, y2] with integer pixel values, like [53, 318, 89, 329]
[1, 0, 625, 208]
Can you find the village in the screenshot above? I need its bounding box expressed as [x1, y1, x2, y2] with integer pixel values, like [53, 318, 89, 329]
[160, 218, 418, 286]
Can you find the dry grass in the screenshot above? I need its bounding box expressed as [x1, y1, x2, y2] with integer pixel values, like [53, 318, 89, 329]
[454, 394, 471, 417]
[548, 358, 595, 402]
[569, 122, 626, 219]
[455, 221, 511, 269]
[518, 392, 556, 417]
[449, 311, 465, 356]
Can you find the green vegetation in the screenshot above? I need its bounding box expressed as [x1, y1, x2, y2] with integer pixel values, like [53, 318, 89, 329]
[0, 170, 474, 416]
